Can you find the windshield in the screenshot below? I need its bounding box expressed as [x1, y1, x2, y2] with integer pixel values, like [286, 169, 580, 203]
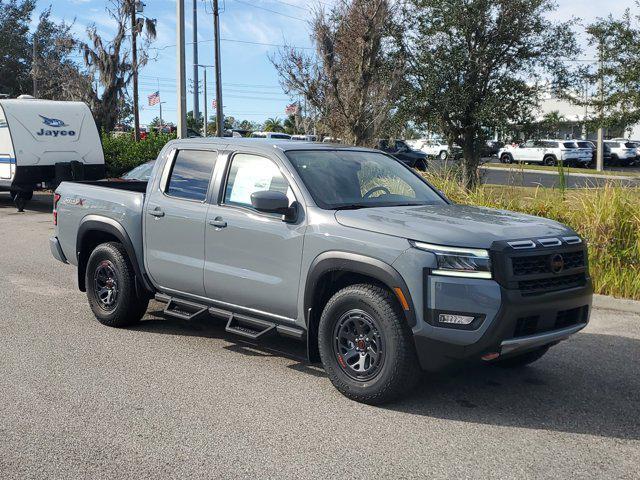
[286, 150, 446, 209]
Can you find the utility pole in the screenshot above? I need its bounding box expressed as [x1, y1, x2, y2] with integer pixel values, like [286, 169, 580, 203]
[213, 0, 224, 137]
[202, 68, 208, 136]
[130, 0, 141, 142]
[177, 0, 188, 139]
[192, 0, 200, 122]
[596, 40, 605, 172]
[32, 37, 38, 98]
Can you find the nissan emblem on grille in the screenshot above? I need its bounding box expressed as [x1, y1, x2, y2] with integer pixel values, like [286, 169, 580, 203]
[549, 254, 565, 274]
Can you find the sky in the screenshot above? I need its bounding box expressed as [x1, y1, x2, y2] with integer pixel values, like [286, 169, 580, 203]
[34, 0, 636, 128]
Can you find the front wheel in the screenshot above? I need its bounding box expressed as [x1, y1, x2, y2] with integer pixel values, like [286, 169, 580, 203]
[438, 151, 448, 161]
[318, 284, 420, 405]
[86, 242, 149, 328]
[500, 154, 513, 164]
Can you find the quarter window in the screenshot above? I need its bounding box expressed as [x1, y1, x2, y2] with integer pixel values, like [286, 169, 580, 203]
[224, 153, 294, 209]
[165, 150, 216, 201]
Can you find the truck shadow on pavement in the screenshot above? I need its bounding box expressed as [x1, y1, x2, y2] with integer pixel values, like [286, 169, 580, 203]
[135, 306, 324, 379]
[0, 193, 52, 213]
[388, 332, 640, 441]
[135, 306, 638, 441]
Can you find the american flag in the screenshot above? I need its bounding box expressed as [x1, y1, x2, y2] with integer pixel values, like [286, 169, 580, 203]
[285, 103, 299, 116]
[148, 91, 160, 106]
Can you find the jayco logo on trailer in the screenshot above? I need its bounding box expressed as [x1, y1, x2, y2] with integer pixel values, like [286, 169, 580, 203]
[36, 115, 76, 137]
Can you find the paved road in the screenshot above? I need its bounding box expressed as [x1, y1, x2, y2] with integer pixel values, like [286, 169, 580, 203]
[1, 193, 639, 479]
[480, 158, 640, 188]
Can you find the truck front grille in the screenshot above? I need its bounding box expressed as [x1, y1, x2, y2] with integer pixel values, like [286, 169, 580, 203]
[518, 273, 586, 296]
[511, 250, 585, 276]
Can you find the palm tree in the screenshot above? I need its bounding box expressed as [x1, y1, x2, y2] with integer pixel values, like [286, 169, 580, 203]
[263, 117, 284, 132]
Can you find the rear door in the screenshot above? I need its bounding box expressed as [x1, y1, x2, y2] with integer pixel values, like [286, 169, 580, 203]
[144, 148, 218, 297]
[203, 151, 305, 320]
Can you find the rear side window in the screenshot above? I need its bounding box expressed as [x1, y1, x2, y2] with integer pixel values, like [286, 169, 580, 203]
[577, 142, 591, 148]
[165, 150, 216, 201]
[624, 142, 636, 148]
[562, 142, 576, 148]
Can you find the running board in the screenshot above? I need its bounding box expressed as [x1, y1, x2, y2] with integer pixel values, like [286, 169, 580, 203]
[224, 313, 276, 340]
[154, 294, 305, 341]
[163, 297, 209, 321]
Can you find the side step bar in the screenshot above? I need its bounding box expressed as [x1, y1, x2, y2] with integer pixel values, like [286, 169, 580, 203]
[154, 294, 305, 341]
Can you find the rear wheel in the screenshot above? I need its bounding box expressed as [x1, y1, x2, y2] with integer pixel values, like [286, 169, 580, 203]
[494, 346, 550, 368]
[318, 284, 420, 405]
[544, 156, 557, 166]
[500, 153, 513, 164]
[438, 151, 448, 161]
[86, 242, 149, 328]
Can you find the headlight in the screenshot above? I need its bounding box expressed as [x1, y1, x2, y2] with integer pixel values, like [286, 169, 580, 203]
[412, 241, 492, 279]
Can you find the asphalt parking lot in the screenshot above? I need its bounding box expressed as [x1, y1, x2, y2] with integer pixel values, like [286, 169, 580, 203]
[1, 193, 639, 479]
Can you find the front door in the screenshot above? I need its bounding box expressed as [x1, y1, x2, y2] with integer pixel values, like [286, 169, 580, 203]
[144, 148, 218, 297]
[204, 152, 305, 320]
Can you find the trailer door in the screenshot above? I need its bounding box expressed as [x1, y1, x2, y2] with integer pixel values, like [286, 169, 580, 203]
[0, 105, 15, 180]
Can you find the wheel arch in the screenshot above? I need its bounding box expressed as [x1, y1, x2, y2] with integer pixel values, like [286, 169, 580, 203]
[304, 251, 417, 362]
[76, 216, 154, 295]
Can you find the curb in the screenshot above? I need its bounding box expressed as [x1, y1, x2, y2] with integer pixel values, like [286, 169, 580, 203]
[480, 165, 639, 181]
[592, 294, 640, 315]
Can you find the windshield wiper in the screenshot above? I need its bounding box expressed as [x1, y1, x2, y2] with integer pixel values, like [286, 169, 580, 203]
[333, 204, 368, 210]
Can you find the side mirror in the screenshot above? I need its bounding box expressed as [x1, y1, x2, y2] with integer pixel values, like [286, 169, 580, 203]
[251, 190, 296, 222]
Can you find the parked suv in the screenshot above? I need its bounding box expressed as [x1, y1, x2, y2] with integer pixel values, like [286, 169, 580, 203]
[608, 139, 638, 166]
[499, 140, 590, 166]
[413, 139, 462, 161]
[51, 139, 592, 404]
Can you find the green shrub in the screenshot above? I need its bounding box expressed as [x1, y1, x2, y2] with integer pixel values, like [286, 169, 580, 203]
[423, 171, 640, 300]
[101, 132, 175, 177]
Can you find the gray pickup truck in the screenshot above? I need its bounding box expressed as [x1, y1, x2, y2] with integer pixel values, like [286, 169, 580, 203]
[51, 138, 592, 404]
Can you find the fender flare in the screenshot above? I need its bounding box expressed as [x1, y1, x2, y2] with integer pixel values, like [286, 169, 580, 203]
[76, 215, 154, 294]
[303, 251, 417, 328]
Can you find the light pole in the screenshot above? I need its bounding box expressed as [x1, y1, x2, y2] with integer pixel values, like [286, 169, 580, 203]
[192, 0, 200, 122]
[130, 0, 140, 141]
[195, 64, 214, 136]
[213, 0, 224, 137]
[177, 0, 187, 139]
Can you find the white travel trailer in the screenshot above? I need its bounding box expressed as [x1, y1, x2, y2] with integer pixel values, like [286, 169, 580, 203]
[0, 97, 105, 210]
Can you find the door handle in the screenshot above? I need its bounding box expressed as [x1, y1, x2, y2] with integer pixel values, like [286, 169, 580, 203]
[148, 207, 165, 218]
[209, 217, 227, 228]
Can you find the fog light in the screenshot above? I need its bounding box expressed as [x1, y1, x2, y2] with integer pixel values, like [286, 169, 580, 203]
[438, 314, 475, 325]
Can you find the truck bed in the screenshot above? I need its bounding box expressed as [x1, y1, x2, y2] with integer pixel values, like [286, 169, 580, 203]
[74, 180, 148, 193]
[55, 180, 148, 269]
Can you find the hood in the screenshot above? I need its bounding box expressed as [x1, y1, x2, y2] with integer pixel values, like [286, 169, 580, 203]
[335, 204, 575, 249]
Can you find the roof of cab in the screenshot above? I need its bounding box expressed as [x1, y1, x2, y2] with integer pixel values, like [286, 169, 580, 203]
[166, 137, 379, 154]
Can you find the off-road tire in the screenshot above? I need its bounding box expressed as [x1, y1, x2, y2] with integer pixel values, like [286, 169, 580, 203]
[86, 242, 149, 328]
[494, 346, 550, 368]
[318, 284, 420, 405]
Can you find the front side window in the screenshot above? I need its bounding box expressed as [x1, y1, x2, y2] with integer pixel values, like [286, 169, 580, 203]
[224, 153, 294, 209]
[286, 150, 446, 210]
[165, 150, 216, 201]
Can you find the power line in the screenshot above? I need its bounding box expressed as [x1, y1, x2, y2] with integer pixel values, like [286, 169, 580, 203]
[232, 0, 307, 21]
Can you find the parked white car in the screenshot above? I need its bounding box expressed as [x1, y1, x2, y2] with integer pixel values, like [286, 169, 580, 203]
[498, 140, 590, 166]
[410, 139, 461, 160]
[250, 131, 292, 140]
[608, 139, 638, 166]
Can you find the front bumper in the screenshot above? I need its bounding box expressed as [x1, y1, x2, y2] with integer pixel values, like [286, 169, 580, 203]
[413, 278, 593, 371]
